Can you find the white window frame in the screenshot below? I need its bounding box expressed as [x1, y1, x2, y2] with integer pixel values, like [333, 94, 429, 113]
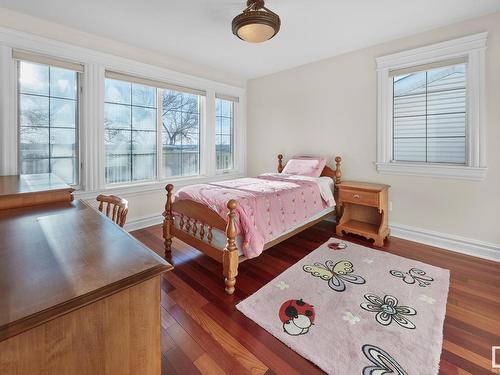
[102, 74, 208, 186]
[375, 33, 487, 181]
[0, 27, 246, 197]
[215, 94, 239, 175]
[14, 53, 83, 188]
[158, 86, 206, 180]
[103, 75, 161, 185]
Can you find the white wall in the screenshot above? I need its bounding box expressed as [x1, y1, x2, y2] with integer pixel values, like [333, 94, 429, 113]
[247, 12, 500, 249]
[0, 8, 245, 88]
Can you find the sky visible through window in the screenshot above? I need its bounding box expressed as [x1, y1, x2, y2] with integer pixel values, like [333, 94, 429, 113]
[161, 90, 200, 177]
[104, 78, 157, 184]
[18, 60, 78, 184]
[216, 98, 234, 170]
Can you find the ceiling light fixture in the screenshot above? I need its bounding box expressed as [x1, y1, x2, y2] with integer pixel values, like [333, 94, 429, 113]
[232, 0, 281, 43]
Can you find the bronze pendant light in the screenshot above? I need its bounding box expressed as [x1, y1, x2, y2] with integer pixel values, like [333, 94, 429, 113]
[232, 0, 281, 43]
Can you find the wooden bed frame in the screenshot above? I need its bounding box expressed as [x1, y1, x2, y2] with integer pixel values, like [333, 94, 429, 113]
[163, 155, 342, 295]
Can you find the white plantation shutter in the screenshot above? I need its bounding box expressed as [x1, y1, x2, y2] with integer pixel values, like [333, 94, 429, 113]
[389, 57, 467, 77]
[12, 50, 84, 72]
[392, 62, 467, 164]
[215, 93, 239, 103]
[105, 70, 206, 96]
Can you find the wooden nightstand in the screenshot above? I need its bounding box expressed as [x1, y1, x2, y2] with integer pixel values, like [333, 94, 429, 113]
[336, 181, 390, 247]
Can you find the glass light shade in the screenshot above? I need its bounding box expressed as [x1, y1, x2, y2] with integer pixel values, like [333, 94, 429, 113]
[236, 23, 275, 43]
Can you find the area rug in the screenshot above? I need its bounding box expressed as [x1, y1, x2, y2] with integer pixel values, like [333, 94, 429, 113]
[236, 239, 450, 374]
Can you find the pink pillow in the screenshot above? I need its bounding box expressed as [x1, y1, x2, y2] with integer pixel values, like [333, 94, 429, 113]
[282, 157, 326, 177]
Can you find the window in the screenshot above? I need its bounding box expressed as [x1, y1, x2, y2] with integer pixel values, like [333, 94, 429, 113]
[104, 71, 206, 183]
[215, 97, 234, 170]
[104, 78, 157, 184]
[161, 89, 201, 177]
[376, 33, 487, 180]
[393, 62, 466, 164]
[2, 38, 245, 195]
[17, 58, 80, 185]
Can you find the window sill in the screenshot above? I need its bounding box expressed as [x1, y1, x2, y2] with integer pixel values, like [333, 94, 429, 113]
[216, 168, 237, 175]
[376, 162, 487, 181]
[74, 171, 245, 199]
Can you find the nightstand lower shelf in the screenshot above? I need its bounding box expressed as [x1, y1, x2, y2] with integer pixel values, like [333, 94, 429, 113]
[336, 218, 389, 247]
[339, 219, 379, 234]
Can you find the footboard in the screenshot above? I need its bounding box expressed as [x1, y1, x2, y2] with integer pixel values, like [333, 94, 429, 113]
[163, 184, 239, 294]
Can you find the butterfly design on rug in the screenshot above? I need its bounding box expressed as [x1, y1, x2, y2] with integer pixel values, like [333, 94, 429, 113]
[390, 268, 434, 287]
[303, 260, 366, 292]
[362, 344, 408, 375]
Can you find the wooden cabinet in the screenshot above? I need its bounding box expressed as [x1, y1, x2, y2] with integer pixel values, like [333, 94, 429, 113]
[0, 173, 74, 210]
[0, 176, 172, 374]
[336, 181, 390, 247]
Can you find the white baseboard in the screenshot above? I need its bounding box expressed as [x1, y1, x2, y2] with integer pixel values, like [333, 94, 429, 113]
[123, 213, 500, 263]
[390, 223, 500, 263]
[124, 214, 163, 232]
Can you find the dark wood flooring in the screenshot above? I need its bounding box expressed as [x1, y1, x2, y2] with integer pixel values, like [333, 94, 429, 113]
[131, 221, 500, 375]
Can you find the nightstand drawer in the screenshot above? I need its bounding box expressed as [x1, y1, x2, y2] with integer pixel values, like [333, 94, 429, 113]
[339, 189, 379, 207]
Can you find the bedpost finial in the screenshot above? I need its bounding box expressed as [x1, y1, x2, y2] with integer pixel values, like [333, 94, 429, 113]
[165, 184, 174, 213]
[278, 154, 283, 160]
[278, 154, 284, 173]
[227, 199, 237, 211]
[334, 156, 342, 185]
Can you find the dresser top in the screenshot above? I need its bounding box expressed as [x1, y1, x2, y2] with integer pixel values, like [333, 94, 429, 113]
[338, 181, 390, 192]
[0, 200, 172, 341]
[0, 174, 72, 197]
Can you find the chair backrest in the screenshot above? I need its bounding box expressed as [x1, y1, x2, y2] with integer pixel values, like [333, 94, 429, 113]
[96, 194, 128, 227]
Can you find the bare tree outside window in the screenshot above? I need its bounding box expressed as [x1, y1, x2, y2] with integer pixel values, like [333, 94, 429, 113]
[161, 89, 200, 177]
[18, 61, 78, 185]
[104, 79, 157, 184]
[104, 80, 201, 182]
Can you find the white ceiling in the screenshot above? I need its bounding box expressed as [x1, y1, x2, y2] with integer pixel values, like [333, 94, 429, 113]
[1, 0, 499, 80]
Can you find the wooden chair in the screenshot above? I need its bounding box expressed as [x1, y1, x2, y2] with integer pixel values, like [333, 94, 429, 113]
[96, 194, 128, 227]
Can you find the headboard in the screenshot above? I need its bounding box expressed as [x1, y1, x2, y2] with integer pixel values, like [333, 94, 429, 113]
[277, 154, 342, 184]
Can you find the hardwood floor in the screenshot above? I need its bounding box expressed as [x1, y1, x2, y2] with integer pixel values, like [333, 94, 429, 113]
[131, 221, 500, 375]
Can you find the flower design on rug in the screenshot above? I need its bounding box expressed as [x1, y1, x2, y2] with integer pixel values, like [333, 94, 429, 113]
[303, 260, 366, 292]
[275, 280, 289, 290]
[362, 344, 408, 375]
[360, 294, 416, 329]
[390, 268, 434, 287]
[278, 299, 315, 336]
[342, 311, 360, 325]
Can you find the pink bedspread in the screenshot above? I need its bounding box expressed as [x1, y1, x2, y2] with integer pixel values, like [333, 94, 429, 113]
[174, 174, 335, 258]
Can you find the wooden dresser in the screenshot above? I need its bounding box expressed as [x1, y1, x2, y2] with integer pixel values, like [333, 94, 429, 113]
[0, 174, 172, 375]
[0, 173, 74, 210]
[336, 181, 390, 247]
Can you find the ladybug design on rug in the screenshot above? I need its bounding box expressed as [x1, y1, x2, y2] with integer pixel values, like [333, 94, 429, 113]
[279, 299, 315, 336]
[328, 242, 347, 250]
